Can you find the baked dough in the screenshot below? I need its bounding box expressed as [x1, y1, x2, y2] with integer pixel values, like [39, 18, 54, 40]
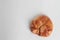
[30, 15, 53, 37]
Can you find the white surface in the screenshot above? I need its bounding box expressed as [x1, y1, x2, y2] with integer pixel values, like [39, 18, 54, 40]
[0, 0, 60, 40]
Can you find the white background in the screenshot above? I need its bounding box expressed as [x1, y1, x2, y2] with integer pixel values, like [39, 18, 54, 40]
[0, 0, 60, 40]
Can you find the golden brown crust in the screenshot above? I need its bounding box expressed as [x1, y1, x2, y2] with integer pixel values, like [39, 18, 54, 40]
[30, 15, 53, 37]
